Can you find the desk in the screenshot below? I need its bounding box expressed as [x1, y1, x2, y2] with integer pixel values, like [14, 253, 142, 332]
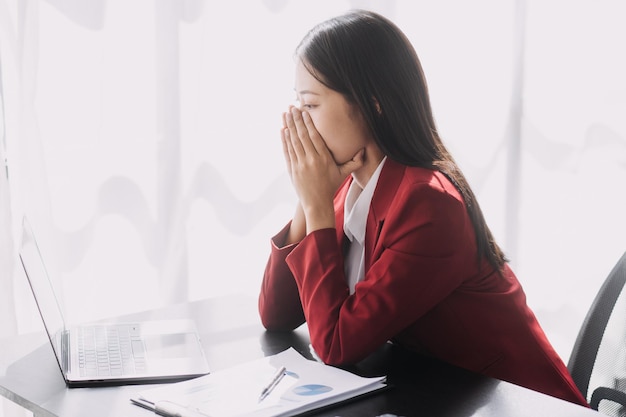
[0, 294, 600, 417]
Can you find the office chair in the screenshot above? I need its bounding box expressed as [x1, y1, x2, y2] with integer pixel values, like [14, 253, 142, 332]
[568, 251, 626, 415]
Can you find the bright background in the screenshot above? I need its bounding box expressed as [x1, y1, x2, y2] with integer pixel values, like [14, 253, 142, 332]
[1, 1, 625, 414]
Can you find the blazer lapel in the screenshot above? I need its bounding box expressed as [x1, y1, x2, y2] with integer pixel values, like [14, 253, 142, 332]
[364, 159, 406, 269]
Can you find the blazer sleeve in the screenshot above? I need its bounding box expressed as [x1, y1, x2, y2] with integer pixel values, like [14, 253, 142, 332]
[286, 180, 477, 365]
[258, 222, 306, 331]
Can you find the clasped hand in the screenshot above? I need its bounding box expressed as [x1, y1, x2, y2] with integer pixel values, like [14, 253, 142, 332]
[281, 106, 364, 233]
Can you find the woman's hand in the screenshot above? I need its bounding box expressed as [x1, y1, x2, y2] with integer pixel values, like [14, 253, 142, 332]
[282, 106, 364, 234]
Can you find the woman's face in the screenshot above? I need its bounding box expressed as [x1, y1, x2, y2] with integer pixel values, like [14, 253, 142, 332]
[294, 59, 373, 165]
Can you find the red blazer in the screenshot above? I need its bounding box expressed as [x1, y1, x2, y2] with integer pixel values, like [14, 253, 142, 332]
[259, 158, 588, 407]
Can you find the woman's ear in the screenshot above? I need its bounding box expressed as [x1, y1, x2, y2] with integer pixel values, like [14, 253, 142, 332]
[373, 97, 382, 115]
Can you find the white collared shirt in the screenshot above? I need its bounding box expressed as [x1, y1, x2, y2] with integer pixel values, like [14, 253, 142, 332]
[343, 157, 387, 294]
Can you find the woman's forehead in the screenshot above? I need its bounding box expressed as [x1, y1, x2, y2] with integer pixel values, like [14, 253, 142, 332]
[294, 61, 327, 94]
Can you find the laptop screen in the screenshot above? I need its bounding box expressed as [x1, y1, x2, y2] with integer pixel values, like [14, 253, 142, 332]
[19, 217, 67, 372]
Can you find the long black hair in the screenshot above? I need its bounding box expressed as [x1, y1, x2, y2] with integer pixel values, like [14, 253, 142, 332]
[296, 9, 508, 272]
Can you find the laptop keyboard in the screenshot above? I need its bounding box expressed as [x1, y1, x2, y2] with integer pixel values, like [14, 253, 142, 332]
[77, 324, 147, 377]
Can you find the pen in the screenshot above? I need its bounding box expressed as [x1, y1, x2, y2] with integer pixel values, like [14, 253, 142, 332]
[258, 366, 287, 402]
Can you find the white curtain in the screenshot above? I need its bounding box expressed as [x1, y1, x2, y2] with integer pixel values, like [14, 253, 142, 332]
[0, 0, 625, 370]
[0, 27, 16, 339]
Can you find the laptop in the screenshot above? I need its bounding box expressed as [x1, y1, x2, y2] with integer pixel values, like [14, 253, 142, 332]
[18, 217, 211, 387]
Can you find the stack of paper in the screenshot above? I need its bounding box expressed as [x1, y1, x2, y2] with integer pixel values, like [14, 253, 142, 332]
[131, 347, 386, 417]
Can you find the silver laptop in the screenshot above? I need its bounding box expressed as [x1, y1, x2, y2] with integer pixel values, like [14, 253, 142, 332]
[18, 217, 211, 387]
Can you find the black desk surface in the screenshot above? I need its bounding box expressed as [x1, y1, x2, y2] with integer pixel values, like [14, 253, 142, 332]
[0, 294, 599, 417]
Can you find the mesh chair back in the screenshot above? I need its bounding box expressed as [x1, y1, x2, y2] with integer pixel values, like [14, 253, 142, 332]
[568, 252, 626, 415]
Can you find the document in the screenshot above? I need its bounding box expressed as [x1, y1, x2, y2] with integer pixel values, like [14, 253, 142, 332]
[130, 347, 387, 417]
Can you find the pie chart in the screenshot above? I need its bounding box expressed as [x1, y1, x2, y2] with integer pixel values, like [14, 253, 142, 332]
[292, 384, 333, 396]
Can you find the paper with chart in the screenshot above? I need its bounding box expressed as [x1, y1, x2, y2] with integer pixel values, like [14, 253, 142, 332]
[131, 347, 387, 417]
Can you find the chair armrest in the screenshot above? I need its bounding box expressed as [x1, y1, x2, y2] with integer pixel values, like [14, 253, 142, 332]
[590, 386, 626, 410]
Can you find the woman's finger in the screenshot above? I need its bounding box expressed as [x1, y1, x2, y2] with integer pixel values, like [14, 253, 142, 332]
[301, 110, 327, 156]
[285, 110, 306, 159]
[281, 127, 290, 166]
[290, 107, 317, 156]
[282, 127, 298, 170]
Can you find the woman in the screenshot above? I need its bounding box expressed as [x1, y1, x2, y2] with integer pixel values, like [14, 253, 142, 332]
[258, 9, 588, 407]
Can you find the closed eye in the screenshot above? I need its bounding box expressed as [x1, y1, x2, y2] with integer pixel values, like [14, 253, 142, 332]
[294, 89, 321, 110]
